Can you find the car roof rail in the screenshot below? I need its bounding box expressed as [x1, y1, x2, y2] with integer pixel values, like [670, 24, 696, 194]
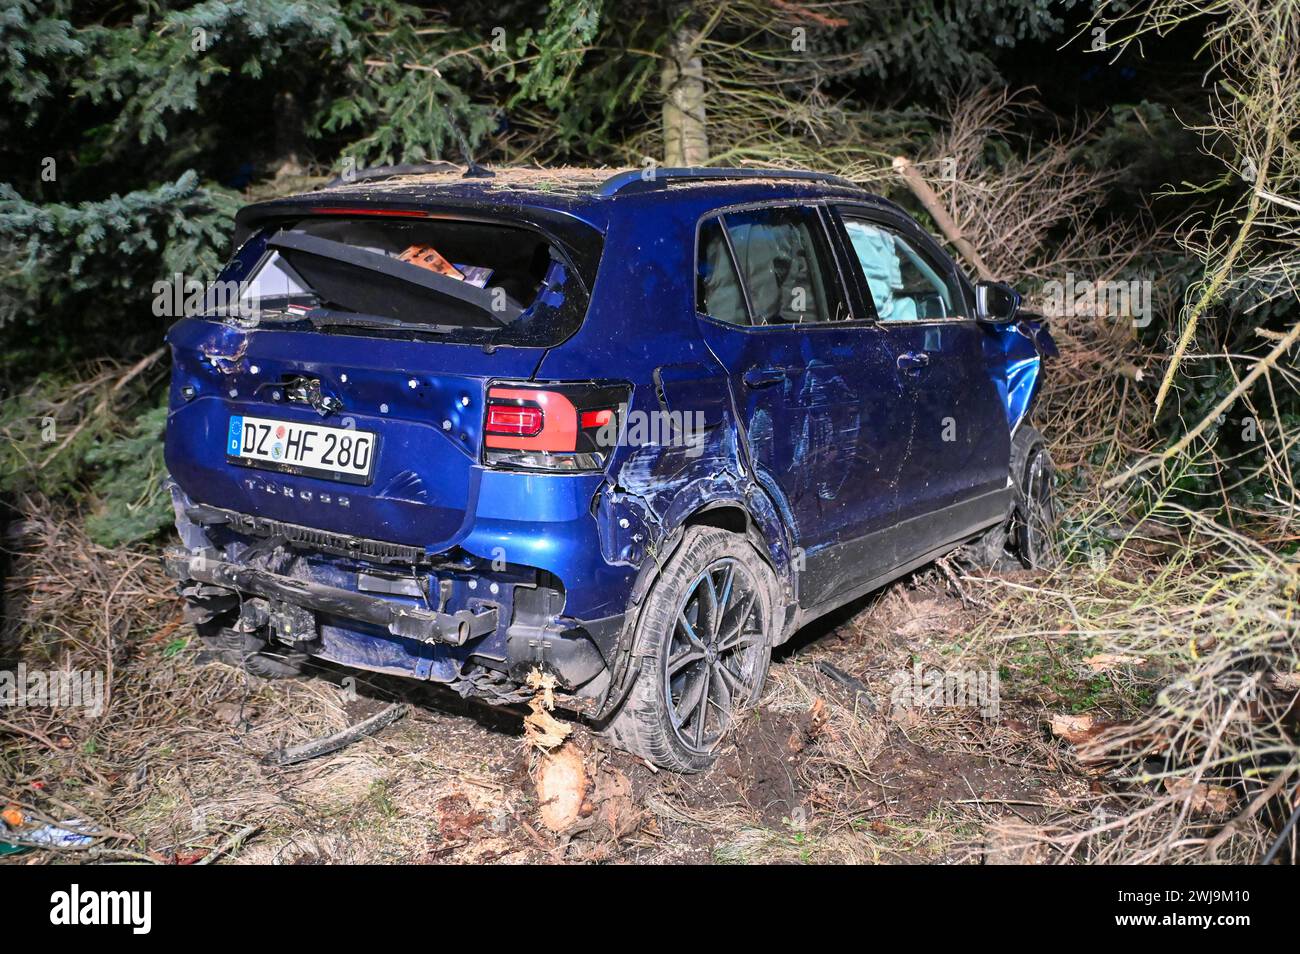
[323, 161, 462, 189]
[597, 166, 860, 197]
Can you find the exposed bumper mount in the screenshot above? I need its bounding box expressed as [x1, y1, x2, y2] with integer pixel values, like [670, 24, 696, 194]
[163, 547, 498, 646]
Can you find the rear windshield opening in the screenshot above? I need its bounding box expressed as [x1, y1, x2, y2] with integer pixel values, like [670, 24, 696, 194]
[230, 215, 590, 347]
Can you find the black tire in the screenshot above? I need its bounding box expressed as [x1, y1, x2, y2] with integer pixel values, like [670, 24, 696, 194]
[196, 623, 308, 680]
[958, 424, 1059, 570]
[602, 526, 778, 773]
[1009, 425, 1060, 569]
[958, 517, 1011, 569]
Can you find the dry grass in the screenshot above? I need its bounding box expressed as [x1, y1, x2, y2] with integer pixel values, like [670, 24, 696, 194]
[1, 501, 364, 861]
[959, 506, 1299, 864]
[2, 479, 1295, 864]
[0, 488, 1085, 865]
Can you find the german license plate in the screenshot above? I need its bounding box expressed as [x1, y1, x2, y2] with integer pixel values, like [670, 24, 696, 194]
[226, 415, 377, 484]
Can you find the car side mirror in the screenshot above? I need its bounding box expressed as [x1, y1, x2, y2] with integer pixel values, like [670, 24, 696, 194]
[975, 280, 1021, 324]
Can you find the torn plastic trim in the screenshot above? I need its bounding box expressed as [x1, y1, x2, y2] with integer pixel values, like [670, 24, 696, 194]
[593, 409, 800, 616]
[587, 471, 801, 722]
[163, 546, 497, 645]
[170, 483, 618, 691]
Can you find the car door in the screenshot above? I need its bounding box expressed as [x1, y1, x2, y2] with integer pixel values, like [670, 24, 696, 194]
[829, 205, 1011, 562]
[695, 204, 913, 612]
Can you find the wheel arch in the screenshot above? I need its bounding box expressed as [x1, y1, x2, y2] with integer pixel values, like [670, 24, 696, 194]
[630, 481, 799, 642]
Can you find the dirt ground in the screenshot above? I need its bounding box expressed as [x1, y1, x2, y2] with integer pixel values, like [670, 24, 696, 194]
[2, 519, 1103, 865]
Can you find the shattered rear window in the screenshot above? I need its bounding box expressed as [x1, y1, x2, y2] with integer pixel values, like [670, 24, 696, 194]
[228, 216, 594, 347]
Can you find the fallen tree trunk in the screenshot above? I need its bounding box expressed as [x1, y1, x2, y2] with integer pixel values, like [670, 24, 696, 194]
[892, 156, 994, 281]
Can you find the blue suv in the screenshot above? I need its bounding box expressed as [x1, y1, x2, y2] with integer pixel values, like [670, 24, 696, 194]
[163, 166, 1058, 771]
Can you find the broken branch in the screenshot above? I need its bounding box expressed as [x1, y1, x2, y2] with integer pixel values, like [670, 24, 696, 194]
[891, 156, 995, 281]
[1102, 319, 1300, 488]
[261, 702, 408, 766]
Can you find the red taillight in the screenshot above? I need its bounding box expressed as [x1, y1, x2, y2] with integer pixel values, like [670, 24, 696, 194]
[484, 387, 577, 451]
[486, 403, 544, 437]
[483, 382, 629, 472]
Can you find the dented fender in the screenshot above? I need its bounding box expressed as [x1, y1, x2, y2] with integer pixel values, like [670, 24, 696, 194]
[985, 316, 1057, 433]
[592, 406, 801, 631]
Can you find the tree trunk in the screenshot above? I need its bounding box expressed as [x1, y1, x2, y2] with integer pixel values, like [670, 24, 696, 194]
[273, 90, 307, 178]
[662, 25, 708, 166]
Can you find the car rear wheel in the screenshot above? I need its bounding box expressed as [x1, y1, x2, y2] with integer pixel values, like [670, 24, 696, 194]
[603, 526, 776, 772]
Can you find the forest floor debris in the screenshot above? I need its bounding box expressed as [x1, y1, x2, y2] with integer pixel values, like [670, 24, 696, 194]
[1, 497, 1295, 864]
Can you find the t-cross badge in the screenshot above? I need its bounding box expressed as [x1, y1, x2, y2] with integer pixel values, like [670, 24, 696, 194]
[163, 166, 1058, 772]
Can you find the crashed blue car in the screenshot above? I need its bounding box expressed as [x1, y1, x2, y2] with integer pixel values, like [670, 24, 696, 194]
[163, 166, 1058, 771]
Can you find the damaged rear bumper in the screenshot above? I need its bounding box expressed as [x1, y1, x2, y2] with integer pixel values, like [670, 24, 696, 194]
[164, 483, 626, 696]
[162, 546, 498, 645]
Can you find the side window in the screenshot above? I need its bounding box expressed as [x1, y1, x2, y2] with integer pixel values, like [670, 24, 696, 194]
[721, 207, 847, 325]
[841, 217, 961, 321]
[696, 217, 749, 325]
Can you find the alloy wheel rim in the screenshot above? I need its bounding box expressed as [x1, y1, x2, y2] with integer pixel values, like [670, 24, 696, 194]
[1024, 450, 1058, 566]
[663, 558, 766, 753]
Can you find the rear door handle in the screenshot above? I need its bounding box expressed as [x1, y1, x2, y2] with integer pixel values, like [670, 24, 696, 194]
[896, 351, 930, 375]
[743, 367, 787, 388]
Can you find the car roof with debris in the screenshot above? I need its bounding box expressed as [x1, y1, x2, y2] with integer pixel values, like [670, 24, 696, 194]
[235, 164, 899, 239]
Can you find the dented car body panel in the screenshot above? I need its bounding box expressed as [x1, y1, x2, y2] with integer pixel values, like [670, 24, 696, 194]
[164, 168, 1053, 709]
[984, 318, 1057, 433]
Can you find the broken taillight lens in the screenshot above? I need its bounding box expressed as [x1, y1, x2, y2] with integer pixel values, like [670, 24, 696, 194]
[484, 383, 629, 472]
